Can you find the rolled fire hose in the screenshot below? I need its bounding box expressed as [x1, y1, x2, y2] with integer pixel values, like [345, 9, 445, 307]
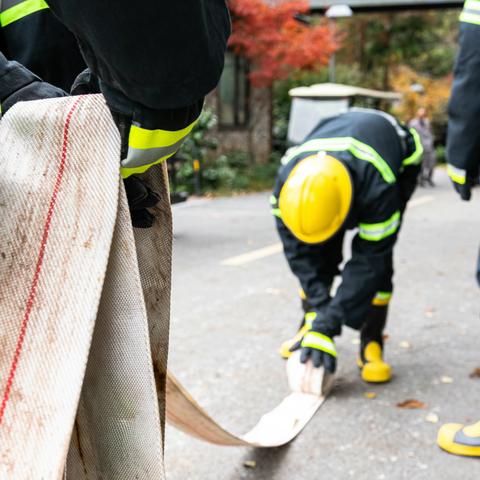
[0, 95, 332, 479]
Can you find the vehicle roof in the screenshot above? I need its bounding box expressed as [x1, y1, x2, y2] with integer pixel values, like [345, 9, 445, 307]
[289, 83, 402, 101]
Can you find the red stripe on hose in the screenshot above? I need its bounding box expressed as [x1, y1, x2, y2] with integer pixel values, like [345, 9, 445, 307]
[0, 97, 83, 426]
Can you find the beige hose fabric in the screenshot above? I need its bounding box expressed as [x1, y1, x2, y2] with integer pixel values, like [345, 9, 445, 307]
[0, 95, 332, 479]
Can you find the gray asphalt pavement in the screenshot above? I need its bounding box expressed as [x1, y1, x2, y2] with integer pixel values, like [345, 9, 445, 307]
[165, 167, 480, 480]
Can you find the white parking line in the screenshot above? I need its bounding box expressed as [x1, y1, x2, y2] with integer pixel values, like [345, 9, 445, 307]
[221, 243, 283, 266]
[221, 195, 434, 267]
[409, 195, 434, 208]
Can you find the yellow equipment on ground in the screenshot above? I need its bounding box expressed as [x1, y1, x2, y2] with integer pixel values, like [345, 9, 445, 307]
[437, 421, 480, 457]
[279, 153, 353, 244]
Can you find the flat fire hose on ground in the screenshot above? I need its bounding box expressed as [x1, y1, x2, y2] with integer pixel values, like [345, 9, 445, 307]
[0, 95, 333, 479]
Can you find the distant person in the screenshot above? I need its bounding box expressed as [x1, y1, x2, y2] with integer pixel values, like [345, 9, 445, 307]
[437, 0, 480, 458]
[409, 108, 436, 186]
[272, 108, 423, 382]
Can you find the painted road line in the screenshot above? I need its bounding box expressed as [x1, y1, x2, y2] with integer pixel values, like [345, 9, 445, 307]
[409, 195, 434, 208]
[221, 195, 434, 267]
[221, 243, 283, 267]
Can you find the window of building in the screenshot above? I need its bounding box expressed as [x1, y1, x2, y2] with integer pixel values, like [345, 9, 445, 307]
[218, 52, 249, 128]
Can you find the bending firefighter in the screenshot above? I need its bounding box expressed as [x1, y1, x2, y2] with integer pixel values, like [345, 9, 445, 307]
[272, 108, 423, 382]
[437, 0, 480, 457]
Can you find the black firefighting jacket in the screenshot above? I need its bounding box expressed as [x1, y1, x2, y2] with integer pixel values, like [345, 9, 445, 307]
[271, 109, 423, 334]
[447, 0, 480, 285]
[446, 1, 480, 187]
[0, 0, 230, 177]
[0, 0, 85, 90]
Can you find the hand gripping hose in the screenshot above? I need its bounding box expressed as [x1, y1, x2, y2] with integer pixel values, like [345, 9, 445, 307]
[0, 95, 332, 479]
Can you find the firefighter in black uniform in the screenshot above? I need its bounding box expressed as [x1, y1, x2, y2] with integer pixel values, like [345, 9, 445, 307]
[0, 0, 231, 227]
[272, 108, 423, 383]
[0, 0, 85, 90]
[437, 0, 480, 458]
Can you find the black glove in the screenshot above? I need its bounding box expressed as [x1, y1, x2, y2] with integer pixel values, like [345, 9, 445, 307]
[0, 54, 67, 116]
[452, 180, 472, 201]
[124, 176, 160, 228]
[70, 68, 101, 96]
[70, 71, 161, 228]
[291, 310, 338, 373]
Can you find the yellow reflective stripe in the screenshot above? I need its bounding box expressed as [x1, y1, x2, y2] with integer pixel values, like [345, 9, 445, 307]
[282, 137, 396, 184]
[359, 211, 401, 241]
[128, 119, 197, 150]
[372, 291, 392, 306]
[0, 0, 48, 27]
[271, 208, 281, 218]
[270, 195, 278, 206]
[304, 311, 317, 327]
[301, 331, 337, 357]
[447, 164, 467, 185]
[465, 0, 480, 11]
[460, 10, 480, 24]
[403, 128, 424, 166]
[120, 150, 177, 179]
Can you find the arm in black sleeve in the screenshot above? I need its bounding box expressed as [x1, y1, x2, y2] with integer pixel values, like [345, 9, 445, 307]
[275, 216, 342, 313]
[325, 185, 400, 334]
[447, 20, 480, 180]
[0, 51, 66, 115]
[45, 0, 231, 110]
[397, 163, 421, 209]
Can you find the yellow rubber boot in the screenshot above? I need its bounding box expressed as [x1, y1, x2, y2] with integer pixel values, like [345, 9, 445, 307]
[358, 341, 391, 383]
[279, 324, 310, 359]
[437, 421, 480, 457]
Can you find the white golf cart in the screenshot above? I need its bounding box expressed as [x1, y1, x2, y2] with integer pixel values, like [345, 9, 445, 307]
[287, 83, 402, 146]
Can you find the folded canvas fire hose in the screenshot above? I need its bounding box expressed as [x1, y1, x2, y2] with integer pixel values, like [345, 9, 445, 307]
[0, 95, 333, 479]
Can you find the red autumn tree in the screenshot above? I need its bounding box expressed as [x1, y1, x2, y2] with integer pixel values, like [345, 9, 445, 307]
[228, 0, 337, 87]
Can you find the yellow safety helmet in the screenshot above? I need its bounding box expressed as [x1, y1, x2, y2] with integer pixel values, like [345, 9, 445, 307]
[279, 152, 353, 244]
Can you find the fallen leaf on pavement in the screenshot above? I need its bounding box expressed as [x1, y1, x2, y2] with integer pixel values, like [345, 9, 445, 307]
[364, 392, 377, 399]
[244, 460, 256, 469]
[424, 307, 436, 318]
[396, 399, 427, 409]
[351, 338, 360, 345]
[399, 341, 411, 349]
[469, 368, 480, 379]
[440, 376, 453, 384]
[383, 333, 390, 341]
[425, 413, 439, 423]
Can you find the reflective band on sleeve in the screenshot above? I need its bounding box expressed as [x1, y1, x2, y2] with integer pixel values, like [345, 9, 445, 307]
[128, 119, 197, 150]
[304, 311, 317, 327]
[403, 128, 424, 166]
[460, 11, 480, 25]
[359, 210, 401, 242]
[120, 118, 198, 178]
[465, 0, 480, 9]
[447, 164, 467, 185]
[281, 137, 396, 184]
[271, 208, 282, 218]
[301, 331, 337, 357]
[270, 195, 278, 206]
[460, 0, 480, 25]
[0, 0, 48, 27]
[372, 291, 392, 306]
